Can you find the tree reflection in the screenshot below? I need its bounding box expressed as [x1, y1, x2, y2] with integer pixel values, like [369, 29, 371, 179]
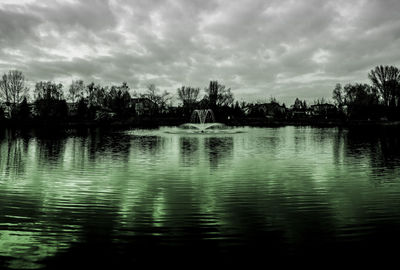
[73, 129, 131, 165]
[0, 129, 30, 178]
[131, 135, 164, 156]
[369, 128, 400, 178]
[204, 137, 233, 169]
[376, 129, 400, 161]
[36, 137, 67, 168]
[3, 126, 400, 267]
[179, 137, 199, 167]
[343, 127, 400, 182]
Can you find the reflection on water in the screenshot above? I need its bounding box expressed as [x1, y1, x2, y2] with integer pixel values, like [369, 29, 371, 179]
[179, 137, 199, 167]
[205, 137, 233, 169]
[1, 126, 400, 268]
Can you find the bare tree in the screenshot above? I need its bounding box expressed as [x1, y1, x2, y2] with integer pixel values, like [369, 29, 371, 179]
[343, 83, 378, 106]
[144, 84, 159, 103]
[368, 65, 400, 107]
[0, 70, 28, 105]
[332, 83, 345, 108]
[143, 84, 171, 113]
[85, 82, 108, 107]
[68, 80, 85, 103]
[177, 86, 200, 107]
[204, 81, 234, 107]
[34, 81, 64, 100]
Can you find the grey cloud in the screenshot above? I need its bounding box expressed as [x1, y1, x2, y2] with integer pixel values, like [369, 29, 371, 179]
[28, 0, 117, 31]
[0, 7, 41, 46]
[1, 0, 400, 104]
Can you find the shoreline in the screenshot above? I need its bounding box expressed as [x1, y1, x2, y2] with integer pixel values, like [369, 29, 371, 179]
[2, 117, 400, 129]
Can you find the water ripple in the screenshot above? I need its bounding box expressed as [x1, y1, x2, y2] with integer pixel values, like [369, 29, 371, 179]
[1, 127, 400, 267]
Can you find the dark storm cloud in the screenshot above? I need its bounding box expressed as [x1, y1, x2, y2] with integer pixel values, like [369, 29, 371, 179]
[1, 0, 400, 103]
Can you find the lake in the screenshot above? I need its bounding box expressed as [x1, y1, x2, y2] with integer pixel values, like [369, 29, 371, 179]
[1, 126, 400, 268]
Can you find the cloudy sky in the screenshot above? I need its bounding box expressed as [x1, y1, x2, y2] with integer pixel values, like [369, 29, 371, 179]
[1, 0, 400, 104]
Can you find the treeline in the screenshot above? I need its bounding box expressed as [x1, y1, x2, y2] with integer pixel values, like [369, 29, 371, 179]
[243, 64, 400, 121]
[0, 71, 238, 124]
[0, 71, 178, 123]
[331, 65, 400, 120]
[1, 65, 400, 126]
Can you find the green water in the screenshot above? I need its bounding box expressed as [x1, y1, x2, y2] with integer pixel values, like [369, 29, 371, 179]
[1, 126, 400, 268]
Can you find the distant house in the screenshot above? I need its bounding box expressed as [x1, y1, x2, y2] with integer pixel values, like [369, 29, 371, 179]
[310, 103, 337, 118]
[130, 98, 158, 116]
[290, 108, 311, 119]
[248, 102, 286, 118]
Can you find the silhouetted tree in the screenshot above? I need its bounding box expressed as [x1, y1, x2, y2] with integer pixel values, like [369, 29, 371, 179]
[85, 82, 95, 103]
[0, 70, 29, 105]
[368, 65, 400, 107]
[343, 83, 380, 119]
[34, 81, 64, 100]
[344, 83, 378, 105]
[206, 81, 218, 108]
[14, 97, 30, 121]
[293, 98, 307, 109]
[177, 86, 199, 107]
[106, 83, 132, 117]
[204, 81, 234, 108]
[293, 98, 301, 109]
[68, 80, 85, 103]
[142, 84, 171, 114]
[76, 97, 88, 120]
[314, 97, 328, 105]
[232, 100, 245, 118]
[34, 81, 67, 121]
[0, 106, 4, 121]
[177, 86, 199, 117]
[332, 83, 345, 108]
[119, 81, 129, 92]
[85, 83, 107, 108]
[269, 96, 278, 103]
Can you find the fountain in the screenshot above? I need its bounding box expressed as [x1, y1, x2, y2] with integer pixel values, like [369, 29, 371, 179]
[179, 109, 226, 133]
[155, 109, 244, 135]
[191, 109, 215, 124]
[128, 108, 244, 136]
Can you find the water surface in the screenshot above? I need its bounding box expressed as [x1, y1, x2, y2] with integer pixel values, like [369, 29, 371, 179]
[1, 126, 400, 268]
